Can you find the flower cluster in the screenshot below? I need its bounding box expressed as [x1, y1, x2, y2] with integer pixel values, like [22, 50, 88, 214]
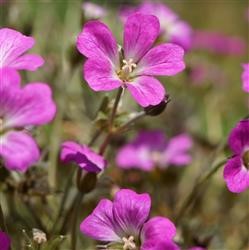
[0, 29, 56, 172]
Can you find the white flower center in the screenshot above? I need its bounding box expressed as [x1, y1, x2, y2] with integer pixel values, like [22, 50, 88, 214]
[122, 235, 137, 250]
[118, 59, 137, 81]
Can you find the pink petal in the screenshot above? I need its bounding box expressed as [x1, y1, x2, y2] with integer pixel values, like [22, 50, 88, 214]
[80, 199, 121, 242]
[223, 156, 249, 193]
[241, 63, 249, 93]
[84, 56, 122, 91]
[60, 141, 106, 172]
[8, 54, 44, 71]
[141, 216, 177, 246]
[136, 43, 185, 76]
[124, 13, 160, 62]
[3, 83, 56, 128]
[77, 20, 118, 64]
[127, 76, 165, 107]
[162, 134, 193, 166]
[141, 241, 180, 250]
[0, 131, 40, 172]
[113, 189, 151, 236]
[228, 120, 249, 154]
[0, 28, 44, 70]
[116, 144, 154, 171]
[0, 231, 11, 250]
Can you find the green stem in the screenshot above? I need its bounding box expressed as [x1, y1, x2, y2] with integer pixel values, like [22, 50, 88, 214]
[176, 158, 227, 224]
[71, 192, 84, 250]
[109, 87, 124, 129]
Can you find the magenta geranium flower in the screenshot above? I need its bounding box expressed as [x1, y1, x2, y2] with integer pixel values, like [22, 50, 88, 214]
[80, 189, 177, 249]
[77, 13, 185, 107]
[60, 141, 106, 173]
[0, 69, 56, 172]
[0, 231, 11, 250]
[0, 28, 44, 71]
[241, 63, 249, 93]
[116, 131, 192, 171]
[119, 1, 193, 51]
[223, 119, 249, 193]
[192, 30, 246, 56]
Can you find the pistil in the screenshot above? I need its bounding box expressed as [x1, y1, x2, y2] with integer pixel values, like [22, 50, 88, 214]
[122, 235, 137, 250]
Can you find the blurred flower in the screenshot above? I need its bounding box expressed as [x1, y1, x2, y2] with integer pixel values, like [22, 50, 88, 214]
[223, 119, 249, 193]
[60, 141, 106, 173]
[0, 68, 56, 172]
[0, 231, 11, 250]
[241, 63, 249, 93]
[77, 13, 185, 107]
[82, 2, 107, 20]
[32, 228, 47, 244]
[192, 30, 246, 56]
[0, 28, 44, 72]
[80, 188, 178, 250]
[119, 1, 193, 51]
[116, 131, 192, 171]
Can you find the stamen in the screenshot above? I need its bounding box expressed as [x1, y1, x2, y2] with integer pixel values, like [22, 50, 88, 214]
[122, 236, 137, 250]
[122, 59, 137, 74]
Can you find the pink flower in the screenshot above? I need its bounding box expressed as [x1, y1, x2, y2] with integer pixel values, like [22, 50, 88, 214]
[116, 131, 192, 171]
[119, 1, 193, 51]
[0, 69, 56, 172]
[0, 28, 44, 72]
[223, 119, 249, 193]
[60, 141, 106, 173]
[241, 63, 249, 93]
[80, 189, 178, 250]
[77, 13, 185, 107]
[192, 30, 246, 56]
[0, 231, 11, 250]
[82, 2, 107, 20]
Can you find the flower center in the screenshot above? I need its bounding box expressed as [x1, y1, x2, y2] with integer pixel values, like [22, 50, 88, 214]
[0, 118, 4, 134]
[151, 151, 162, 163]
[242, 150, 249, 169]
[122, 235, 137, 250]
[118, 59, 137, 82]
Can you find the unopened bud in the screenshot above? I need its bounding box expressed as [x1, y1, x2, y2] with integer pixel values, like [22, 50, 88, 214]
[144, 95, 170, 116]
[77, 171, 97, 194]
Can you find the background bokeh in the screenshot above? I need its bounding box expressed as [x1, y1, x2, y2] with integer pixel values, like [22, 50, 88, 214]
[0, 0, 248, 249]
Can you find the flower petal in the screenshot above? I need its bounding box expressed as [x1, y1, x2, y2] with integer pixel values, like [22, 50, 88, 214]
[0, 131, 40, 172]
[228, 119, 249, 154]
[141, 241, 180, 250]
[116, 144, 154, 171]
[60, 141, 106, 172]
[124, 13, 160, 62]
[141, 216, 177, 245]
[162, 134, 192, 166]
[127, 76, 165, 107]
[80, 199, 121, 242]
[0, 231, 11, 250]
[84, 57, 122, 91]
[8, 54, 44, 71]
[77, 20, 118, 64]
[136, 43, 185, 76]
[0, 28, 43, 70]
[223, 156, 249, 193]
[113, 189, 151, 236]
[3, 83, 56, 128]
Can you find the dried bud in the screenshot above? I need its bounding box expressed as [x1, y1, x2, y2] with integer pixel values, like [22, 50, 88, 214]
[144, 95, 170, 116]
[32, 228, 47, 244]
